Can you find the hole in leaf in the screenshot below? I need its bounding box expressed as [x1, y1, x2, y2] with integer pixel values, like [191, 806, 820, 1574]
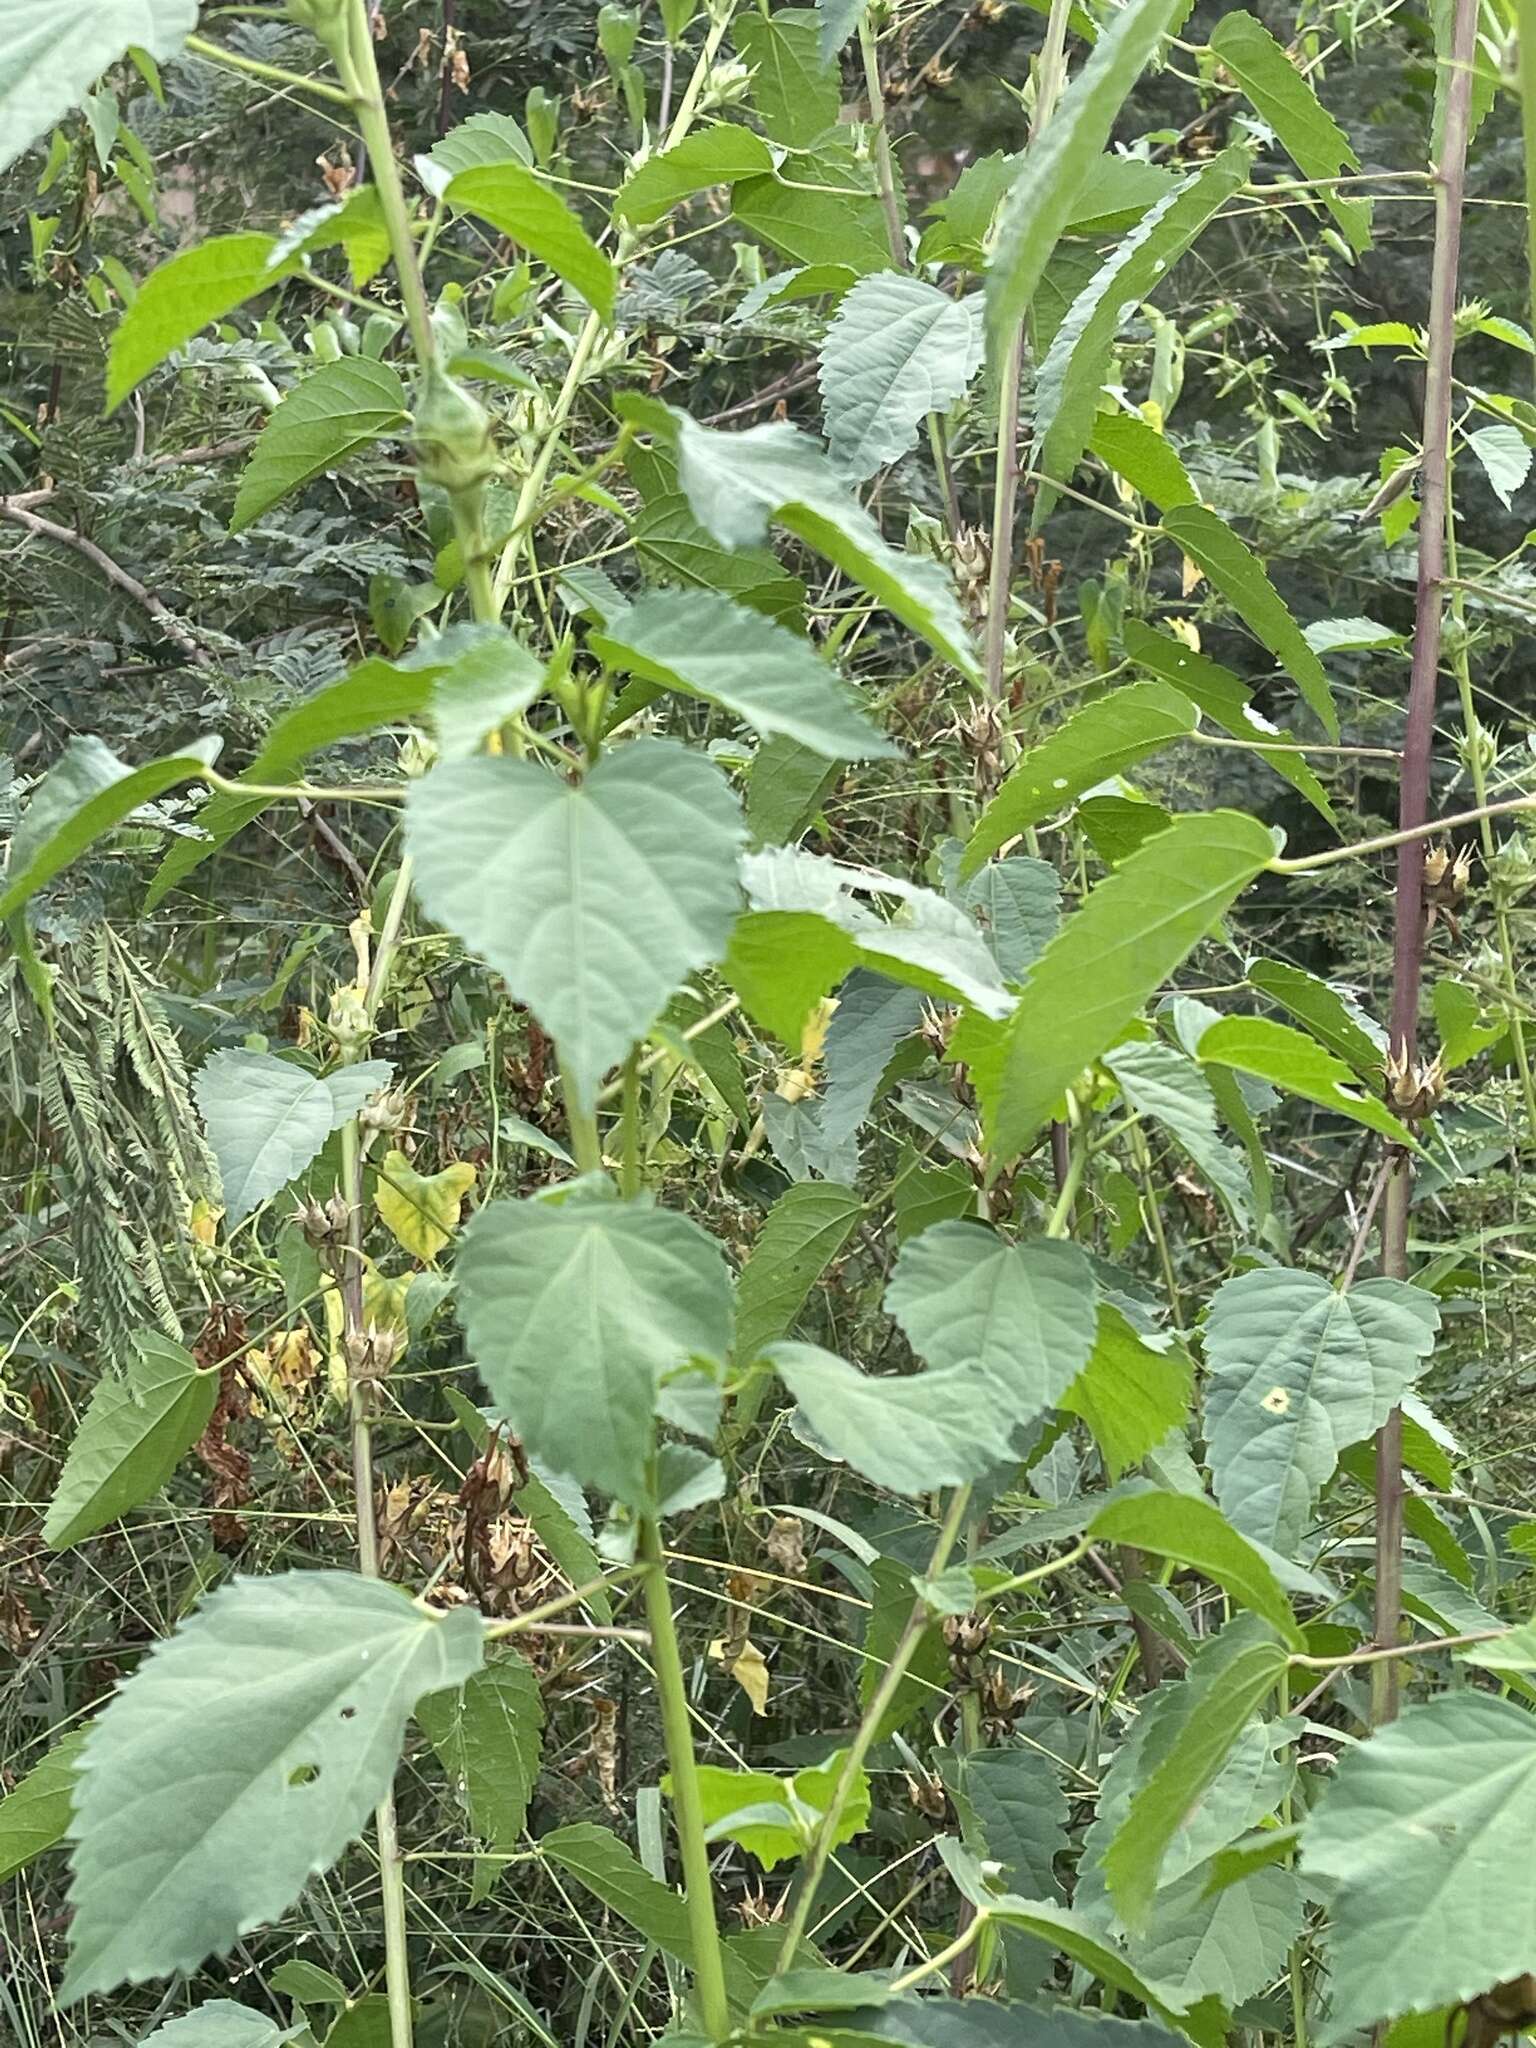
[288, 1762, 322, 1786]
[339, 1706, 357, 1720]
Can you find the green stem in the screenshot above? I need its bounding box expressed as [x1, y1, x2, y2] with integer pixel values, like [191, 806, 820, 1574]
[183, 30, 353, 102]
[1444, 471, 1536, 1141]
[638, 1517, 731, 2040]
[1268, 792, 1536, 872]
[564, 1073, 604, 1176]
[858, 18, 905, 265]
[492, 310, 604, 605]
[331, 2, 437, 371]
[774, 1484, 974, 1972]
[981, 0, 1073, 701]
[339, 1108, 414, 2048]
[889, 1916, 987, 1996]
[620, 1051, 642, 1198]
[1043, 1091, 1086, 1238]
[491, 5, 734, 607]
[664, 5, 734, 150]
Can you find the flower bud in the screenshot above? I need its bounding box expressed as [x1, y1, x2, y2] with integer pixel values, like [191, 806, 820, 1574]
[346, 1321, 405, 1383]
[412, 366, 498, 494]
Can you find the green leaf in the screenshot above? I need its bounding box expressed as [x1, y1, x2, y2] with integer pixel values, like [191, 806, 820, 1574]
[0, 736, 221, 923]
[1089, 1491, 1303, 1647]
[407, 738, 744, 1110]
[423, 111, 533, 190]
[0, 0, 196, 178]
[1209, 11, 1372, 252]
[1033, 149, 1250, 517]
[863, 1996, 1181, 2048]
[106, 233, 297, 411]
[1196, 1015, 1416, 1146]
[735, 1182, 863, 1367]
[631, 489, 808, 629]
[734, 6, 840, 146]
[1247, 958, 1385, 1075]
[45, 1330, 219, 1551]
[0, 1725, 89, 1883]
[1122, 621, 1335, 823]
[734, 145, 892, 278]
[195, 1051, 393, 1224]
[444, 165, 616, 319]
[1204, 1267, 1439, 1556]
[614, 124, 775, 225]
[518, 1469, 611, 1622]
[689, 1754, 869, 1871]
[1433, 977, 1506, 1071]
[816, 0, 868, 61]
[1161, 505, 1338, 738]
[146, 627, 545, 906]
[541, 1821, 767, 2004]
[955, 810, 1275, 1159]
[1105, 1635, 1288, 1930]
[1467, 423, 1532, 510]
[984, 0, 1179, 375]
[1458, 1622, 1536, 1673]
[1302, 1692, 1536, 2033]
[962, 682, 1197, 874]
[751, 1970, 893, 2020]
[891, 1145, 976, 1243]
[230, 357, 407, 532]
[61, 1571, 484, 2001]
[747, 734, 840, 848]
[268, 1960, 349, 2006]
[1104, 1038, 1253, 1229]
[1059, 1303, 1193, 1479]
[1090, 410, 1199, 509]
[456, 1193, 733, 1505]
[960, 1748, 1069, 1896]
[922, 150, 1168, 268]
[728, 849, 1014, 1045]
[1082, 1616, 1297, 1926]
[937, 1840, 1197, 2021]
[281, 186, 392, 286]
[653, 403, 978, 677]
[417, 1655, 544, 1850]
[591, 589, 894, 760]
[818, 973, 924, 1146]
[945, 849, 1062, 984]
[818, 272, 982, 482]
[542, 1819, 695, 1951]
[1130, 1862, 1306, 2006]
[773, 1226, 1098, 1492]
[137, 2004, 304, 2048]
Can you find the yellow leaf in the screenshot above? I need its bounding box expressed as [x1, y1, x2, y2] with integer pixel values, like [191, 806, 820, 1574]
[188, 1196, 222, 1248]
[710, 1634, 771, 1715]
[375, 1150, 476, 1262]
[1180, 554, 1205, 598]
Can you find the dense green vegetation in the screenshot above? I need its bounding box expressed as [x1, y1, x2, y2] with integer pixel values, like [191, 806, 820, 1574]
[1, 5, 1535, 2048]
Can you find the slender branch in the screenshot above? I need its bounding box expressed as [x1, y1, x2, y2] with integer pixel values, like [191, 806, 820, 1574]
[330, 4, 437, 371]
[638, 1517, 732, 2040]
[0, 500, 209, 665]
[1373, 0, 1479, 1729]
[183, 30, 354, 103]
[1267, 793, 1536, 873]
[491, 6, 734, 607]
[981, 0, 1072, 700]
[775, 1484, 974, 1972]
